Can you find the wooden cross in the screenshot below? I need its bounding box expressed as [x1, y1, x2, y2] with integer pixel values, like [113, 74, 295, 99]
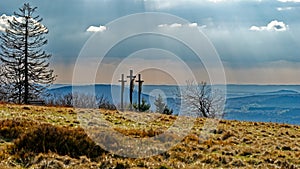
[127, 69, 136, 111]
[118, 74, 127, 111]
[136, 74, 144, 112]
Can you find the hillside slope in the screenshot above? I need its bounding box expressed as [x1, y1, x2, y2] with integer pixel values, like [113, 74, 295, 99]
[0, 104, 299, 169]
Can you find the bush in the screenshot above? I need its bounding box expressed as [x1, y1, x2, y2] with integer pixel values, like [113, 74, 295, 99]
[133, 98, 150, 112]
[46, 92, 116, 110]
[0, 119, 38, 141]
[11, 124, 106, 161]
[162, 106, 173, 115]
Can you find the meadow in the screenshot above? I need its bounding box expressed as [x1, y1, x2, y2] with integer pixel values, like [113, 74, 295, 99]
[0, 103, 299, 169]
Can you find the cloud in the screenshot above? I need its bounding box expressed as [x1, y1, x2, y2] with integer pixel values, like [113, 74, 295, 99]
[276, 7, 294, 11]
[188, 23, 198, 27]
[169, 23, 182, 28]
[208, 0, 227, 3]
[86, 25, 107, 32]
[277, 0, 300, 2]
[0, 14, 47, 32]
[158, 22, 205, 28]
[249, 20, 288, 32]
[1, 0, 297, 84]
[158, 23, 182, 28]
[225, 61, 300, 84]
[0, 14, 13, 32]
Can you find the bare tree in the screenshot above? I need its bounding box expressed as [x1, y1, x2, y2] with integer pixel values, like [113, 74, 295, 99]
[181, 81, 225, 118]
[0, 3, 55, 103]
[46, 92, 116, 110]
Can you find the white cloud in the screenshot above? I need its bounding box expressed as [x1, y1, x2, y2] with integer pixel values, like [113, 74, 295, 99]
[0, 14, 13, 32]
[277, 0, 300, 2]
[158, 22, 206, 29]
[276, 7, 294, 11]
[86, 25, 107, 32]
[0, 14, 46, 32]
[208, 0, 227, 3]
[249, 20, 288, 32]
[188, 23, 198, 27]
[169, 23, 182, 28]
[158, 23, 182, 28]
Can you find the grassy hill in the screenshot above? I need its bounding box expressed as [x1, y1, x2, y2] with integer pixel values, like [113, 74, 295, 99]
[0, 103, 299, 169]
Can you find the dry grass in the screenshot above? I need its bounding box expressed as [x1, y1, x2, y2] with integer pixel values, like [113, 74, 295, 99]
[0, 103, 299, 169]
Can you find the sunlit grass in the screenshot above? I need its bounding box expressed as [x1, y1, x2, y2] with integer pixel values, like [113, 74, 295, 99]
[0, 103, 299, 168]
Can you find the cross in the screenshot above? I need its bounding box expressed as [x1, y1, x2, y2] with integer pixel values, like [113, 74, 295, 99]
[136, 74, 144, 112]
[119, 74, 127, 111]
[127, 69, 136, 111]
[127, 69, 136, 82]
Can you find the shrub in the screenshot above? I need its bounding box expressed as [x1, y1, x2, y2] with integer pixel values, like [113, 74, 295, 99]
[114, 128, 163, 138]
[162, 106, 173, 115]
[181, 81, 225, 118]
[222, 131, 234, 141]
[133, 98, 150, 112]
[11, 124, 106, 161]
[0, 119, 38, 141]
[46, 92, 116, 110]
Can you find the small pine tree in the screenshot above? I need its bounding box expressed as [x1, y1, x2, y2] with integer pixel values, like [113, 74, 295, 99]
[154, 94, 166, 113]
[133, 98, 150, 112]
[154, 94, 173, 115]
[163, 106, 173, 115]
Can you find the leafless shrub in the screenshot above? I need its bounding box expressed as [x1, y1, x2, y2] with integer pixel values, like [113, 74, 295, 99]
[46, 92, 116, 110]
[180, 80, 225, 118]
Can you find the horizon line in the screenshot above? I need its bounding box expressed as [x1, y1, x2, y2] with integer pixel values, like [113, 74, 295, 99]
[51, 83, 300, 86]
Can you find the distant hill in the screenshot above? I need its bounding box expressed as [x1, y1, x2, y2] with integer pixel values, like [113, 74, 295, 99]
[225, 89, 300, 125]
[47, 84, 300, 125]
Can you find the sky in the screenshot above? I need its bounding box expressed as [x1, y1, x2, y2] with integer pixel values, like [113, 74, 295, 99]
[1, 0, 300, 84]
